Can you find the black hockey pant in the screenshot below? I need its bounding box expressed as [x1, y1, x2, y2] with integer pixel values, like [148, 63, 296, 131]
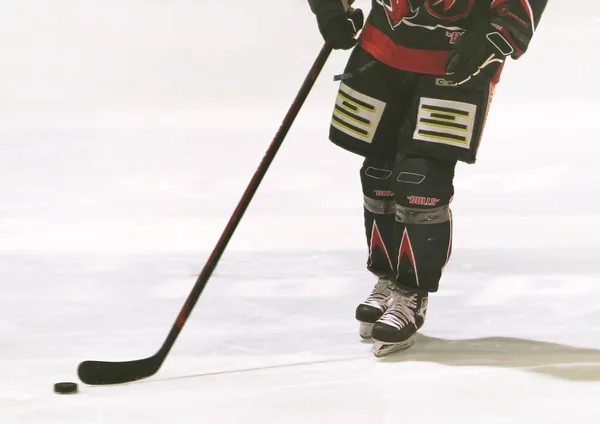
[328, 47, 495, 292]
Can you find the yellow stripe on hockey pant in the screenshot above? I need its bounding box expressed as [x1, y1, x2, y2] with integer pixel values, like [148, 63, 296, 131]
[417, 131, 468, 144]
[338, 92, 377, 113]
[430, 116, 456, 122]
[332, 116, 371, 139]
[422, 107, 469, 118]
[334, 108, 373, 127]
[420, 121, 468, 132]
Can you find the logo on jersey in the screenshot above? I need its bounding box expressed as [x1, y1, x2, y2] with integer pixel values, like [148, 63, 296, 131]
[434, 0, 457, 11]
[446, 30, 463, 44]
[376, 0, 417, 29]
[376, 0, 473, 30]
[425, 0, 475, 21]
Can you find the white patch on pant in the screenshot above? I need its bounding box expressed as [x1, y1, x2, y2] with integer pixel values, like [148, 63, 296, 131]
[413, 97, 477, 149]
[331, 82, 386, 144]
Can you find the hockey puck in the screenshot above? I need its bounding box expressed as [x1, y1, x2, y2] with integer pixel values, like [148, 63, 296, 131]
[54, 382, 78, 395]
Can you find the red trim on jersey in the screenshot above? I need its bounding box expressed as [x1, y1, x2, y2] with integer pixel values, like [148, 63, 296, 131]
[490, 0, 535, 31]
[426, 0, 475, 21]
[359, 24, 450, 75]
[495, 25, 525, 58]
[519, 0, 535, 29]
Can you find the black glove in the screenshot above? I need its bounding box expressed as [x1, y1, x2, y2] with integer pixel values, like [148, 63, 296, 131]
[445, 20, 515, 88]
[315, 7, 364, 50]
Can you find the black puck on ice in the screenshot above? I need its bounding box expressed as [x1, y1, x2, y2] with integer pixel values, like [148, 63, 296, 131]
[54, 382, 78, 395]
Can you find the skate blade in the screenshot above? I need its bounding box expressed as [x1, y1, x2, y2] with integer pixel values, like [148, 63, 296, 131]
[372, 334, 417, 357]
[359, 322, 374, 340]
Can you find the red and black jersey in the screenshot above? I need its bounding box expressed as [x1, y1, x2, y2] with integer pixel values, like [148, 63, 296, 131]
[359, 0, 547, 74]
[309, 0, 548, 76]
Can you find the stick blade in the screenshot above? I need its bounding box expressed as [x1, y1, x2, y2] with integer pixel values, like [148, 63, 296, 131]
[78, 356, 161, 385]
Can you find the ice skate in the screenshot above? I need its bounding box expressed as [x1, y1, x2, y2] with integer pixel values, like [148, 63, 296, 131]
[355, 277, 394, 339]
[371, 286, 428, 357]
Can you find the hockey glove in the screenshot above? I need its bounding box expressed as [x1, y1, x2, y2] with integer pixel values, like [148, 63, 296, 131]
[315, 7, 364, 50]
[445, 20, 515, 88]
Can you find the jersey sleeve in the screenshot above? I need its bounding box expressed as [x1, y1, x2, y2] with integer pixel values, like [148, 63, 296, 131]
[489, 0, 548, 59]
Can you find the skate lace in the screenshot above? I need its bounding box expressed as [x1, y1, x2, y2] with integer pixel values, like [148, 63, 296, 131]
[378, 290, 418, 330]
[364, 278, 393, 307]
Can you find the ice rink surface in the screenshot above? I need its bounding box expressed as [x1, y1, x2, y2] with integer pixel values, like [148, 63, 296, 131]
[1, 1, 599, 422]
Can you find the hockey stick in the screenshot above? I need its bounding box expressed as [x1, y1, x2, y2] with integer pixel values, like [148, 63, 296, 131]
[77, 42, 334, 385]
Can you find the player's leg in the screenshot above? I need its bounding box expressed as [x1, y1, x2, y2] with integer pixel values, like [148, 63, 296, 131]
[355, 157, 396, 338]
[371, 77, 495, 356]
[326, 47, 418, 338]
[371, 154, 454, 355]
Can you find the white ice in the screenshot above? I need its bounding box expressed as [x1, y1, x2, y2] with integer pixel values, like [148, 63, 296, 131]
[1, 1, 599, 423]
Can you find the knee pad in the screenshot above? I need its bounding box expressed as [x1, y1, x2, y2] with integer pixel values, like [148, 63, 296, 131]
[393, 156, 455, 224]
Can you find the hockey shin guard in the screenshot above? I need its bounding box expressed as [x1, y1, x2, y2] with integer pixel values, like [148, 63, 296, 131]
[393, 156, 455, 292]
[361, 158, 396, 277]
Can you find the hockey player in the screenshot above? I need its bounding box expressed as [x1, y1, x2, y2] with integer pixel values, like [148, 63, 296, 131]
[307, 0, 547, 357]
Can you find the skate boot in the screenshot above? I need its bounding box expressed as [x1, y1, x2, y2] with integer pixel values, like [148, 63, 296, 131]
[355, 277, 394, 339]
[371, 286, 428, 357]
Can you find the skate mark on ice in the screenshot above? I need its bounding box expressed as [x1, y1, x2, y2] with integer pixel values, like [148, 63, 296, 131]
[135, 355, 368, 385]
